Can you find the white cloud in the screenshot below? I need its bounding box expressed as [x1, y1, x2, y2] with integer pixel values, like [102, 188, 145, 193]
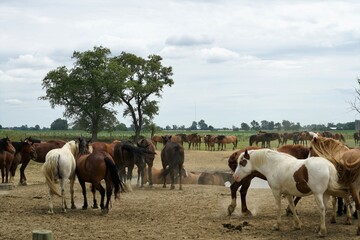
[166, 34, 214, 46]
[4, 99, 22, 105]
[200, 47, 239, 63]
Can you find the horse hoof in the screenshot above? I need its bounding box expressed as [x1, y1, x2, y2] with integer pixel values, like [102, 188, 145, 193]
[242, 210, 253, 217]
[71, 205, 76, 209]
[92, 205, 99, 209]
[82, 206, 87, 210]
[227, 205, 235, 216]
[330, 217, 336, 224]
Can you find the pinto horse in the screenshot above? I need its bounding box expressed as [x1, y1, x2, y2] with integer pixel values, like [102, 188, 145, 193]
[76, 138, 124, 214]
[310, 133, 360, 235]
[233, 148, 348, 237]
[41, 140, 79, 214]
[161, 135, 185, 190]
[10, 140, 37, 184]
[0, 137, 16, 183]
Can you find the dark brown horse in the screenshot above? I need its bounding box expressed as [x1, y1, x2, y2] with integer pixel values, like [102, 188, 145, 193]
[19, 138, 65, 185]
[136, 138, 156, 187]
[0, 137, 16, 183]
[161, 135, 185, 190]
[113, 141, 155, 188]
[76, 138, 124, 214]
[10, 141, 37, 184]
[227, 144, 310, 216]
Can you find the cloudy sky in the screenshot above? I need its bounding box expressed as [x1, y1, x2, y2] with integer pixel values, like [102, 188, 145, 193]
[1, 0, 359, 129]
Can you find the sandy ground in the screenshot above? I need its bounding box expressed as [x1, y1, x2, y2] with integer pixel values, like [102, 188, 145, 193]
[0, 149, 358, 240]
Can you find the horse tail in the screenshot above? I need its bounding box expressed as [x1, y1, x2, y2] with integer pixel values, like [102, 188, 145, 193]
[327, 162, 343, 192]
[104, 157, 126, 199]
[41, 155, 61, 197]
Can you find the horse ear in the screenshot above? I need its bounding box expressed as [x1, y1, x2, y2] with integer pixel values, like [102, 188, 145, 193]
[244, 150, 250, 159]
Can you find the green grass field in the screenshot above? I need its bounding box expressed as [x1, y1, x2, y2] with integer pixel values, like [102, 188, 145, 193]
[1, 129, 358, 150]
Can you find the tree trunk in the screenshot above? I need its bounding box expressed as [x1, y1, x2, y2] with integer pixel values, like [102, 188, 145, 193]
[91, 130, 98, 141]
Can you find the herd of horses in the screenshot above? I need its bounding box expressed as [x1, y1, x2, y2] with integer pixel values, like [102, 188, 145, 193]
[2, 130, 360, 237]
[230, 133, 360, 237]
[151, 133, 238, 151]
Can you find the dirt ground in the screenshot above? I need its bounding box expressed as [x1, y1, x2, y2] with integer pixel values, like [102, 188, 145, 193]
[0, 149, 358, 240]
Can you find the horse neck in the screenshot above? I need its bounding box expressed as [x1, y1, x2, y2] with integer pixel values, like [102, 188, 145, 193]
[248, 150, 274, 175]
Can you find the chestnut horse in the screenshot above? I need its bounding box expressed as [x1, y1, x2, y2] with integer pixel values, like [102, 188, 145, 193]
[150, 135, 164, 149]
[76, 138, 124, 214]
[136, 138, 156, 187]
[310, 133, 360, 236]
[20, 138, 65, 185]
[10, 141, 37, 184]
[91, 140, 120, 158]
[0, 137, 16, 183]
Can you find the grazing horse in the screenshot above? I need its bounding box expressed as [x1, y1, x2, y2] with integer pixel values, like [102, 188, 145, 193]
[310, 133, 360, 236]
[10, 141, 37, 184]
[76, 138, 124, 214]
[161, 136, 185, 190]
[233, 148, 347, 237]
[41, 140, 79, 214]
[0, 137, 16, 183]
[137, 138, 156, 187]
[19, 139, 65, 185]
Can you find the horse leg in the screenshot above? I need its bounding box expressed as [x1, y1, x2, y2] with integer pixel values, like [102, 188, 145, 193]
[69, 175, 76, 209]
[272, 190, 282, 231]
[178, 165, 182, 190]
[147, 162, 153, 187]
[349, 184, 360, 235]
[239, 180, 252, 216]
[48, 190, 54, 214]
[91, 184, 98, 209]
[313, 193, 327, 237]
[330, 196, 337, 223]
[227, 181, 241, 216]
[104, 180, 112, 214]
[60, 178, 67, 213]
[343, 194, 352, 225]
[170, 168, 175, 190]
[285, 195, 302, 230]
[19, 157, 30, 186]
[98, 184, 106, 211]
[286, 197, 301, 216]
[79, 180, 88, 210]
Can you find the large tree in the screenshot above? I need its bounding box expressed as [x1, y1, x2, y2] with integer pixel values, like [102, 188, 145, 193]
[114, 52, 174, 141]
[40, 46, 127, 140]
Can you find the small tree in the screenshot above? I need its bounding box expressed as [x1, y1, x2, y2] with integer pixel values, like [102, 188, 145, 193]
[114, 52, 174, 142]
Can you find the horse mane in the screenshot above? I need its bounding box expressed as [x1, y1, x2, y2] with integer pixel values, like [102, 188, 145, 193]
[310, 136, 349, 166]
[310, 136, 360, 185]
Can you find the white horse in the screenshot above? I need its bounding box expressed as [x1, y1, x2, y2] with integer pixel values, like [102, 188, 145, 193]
[233, 148, 348, 237]
[41, 140, 79, 214]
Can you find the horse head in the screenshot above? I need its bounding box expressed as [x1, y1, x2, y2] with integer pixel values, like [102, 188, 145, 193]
[1, 137, 16, 154]
[233, 149, 252, 182]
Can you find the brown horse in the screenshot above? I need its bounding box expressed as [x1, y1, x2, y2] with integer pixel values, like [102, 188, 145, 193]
[0, 137, 16, 183]
[20, 138, 65, 185]
[10, 141, 37, 184]
[354, 132, 360, 145]
[151, 135, 164, 149]
[136, 138, 156, 187]
[76, 138, 124, 214]
[310, 133, 360, 235]
[143, 166, 197, 184]
[161, 135, 185, 190]
[91, 140, 120, 158]
[187, 133, 201, 150]
[198, 171, 233, 186]
[227, 144, 310, 216]
[215, 135, 238, 150]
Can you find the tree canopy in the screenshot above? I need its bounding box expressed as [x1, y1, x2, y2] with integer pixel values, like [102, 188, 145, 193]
[40, 46, 173, 140]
